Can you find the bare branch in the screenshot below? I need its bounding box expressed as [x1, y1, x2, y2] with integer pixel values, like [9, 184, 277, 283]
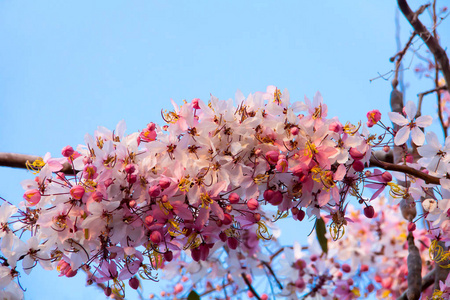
[397, 0, 450, 90]
[397, 268, 436, 300]
[0, 152, 73, 175]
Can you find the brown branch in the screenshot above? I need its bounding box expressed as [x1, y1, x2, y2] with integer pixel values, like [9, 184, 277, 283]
[397, 268, 436, 300]
[0, 152, 73, 175]
[397, 0, 450, 90]
[369, 154, 440, 185]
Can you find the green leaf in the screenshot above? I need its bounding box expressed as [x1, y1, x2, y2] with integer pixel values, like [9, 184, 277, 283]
[188, 290, 200, 300]
[315, 217, 328, 254]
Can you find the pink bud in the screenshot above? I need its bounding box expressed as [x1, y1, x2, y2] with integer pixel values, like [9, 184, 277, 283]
[352, 160, 364, 172]
[342, 264, 351, 273]
[61, 145, 74, 157]
[347, 278, 354, 285]
[247, 198, 259, 210]
[125, 164, 136, 174]
[364, 206, 375, 218]
[265, 151, 279, 165]
[147, 122, 156, 131]
[267, 191, 283, 205]
[408, 222, 416, 232]
[295, 278, 305, 289]
[219, 232, 227, 242]
[227, 237, 238, 250]
[361, 264, 369, 272]
[222, 213, 233, 225]
[191, 247, 201, 262]
[383, 145, 390, 152]
[200, 244, 210, 261]
[367, 283, 375, 293]
[70, 185, 85, 200]
[290, 127, 299, 135]
[145, 215, 154, 226]
[174, 283, 183, 294]
[297, 209, 306, 221]
[291, 207, 299, 215]
[253, 213, 261, 222]
[192, 98, 200, 109]
[104, 287, 112, 297]
[92, 191, 103, 202]
[127, 174, 137, 184]
[129, 277, 140, 290]
[261, 294, 269, 300]
[228, 193, 240, 204]
[164, 251, 173, 262]
[148, 186, 161, 197]
[159, 178, 171, 189]
[381, 171, 392, 182]
[23, 189, 41, 206]
[150, 231, 162, 244]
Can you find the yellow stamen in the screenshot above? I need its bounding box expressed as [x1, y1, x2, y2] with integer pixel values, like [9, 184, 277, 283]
[26, 158, 45, 175]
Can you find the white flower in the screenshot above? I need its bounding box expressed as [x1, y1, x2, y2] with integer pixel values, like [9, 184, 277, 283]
[388, 101, 432, 146]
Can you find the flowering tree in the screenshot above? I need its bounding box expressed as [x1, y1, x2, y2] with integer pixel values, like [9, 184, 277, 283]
[0, 1, 449, 300]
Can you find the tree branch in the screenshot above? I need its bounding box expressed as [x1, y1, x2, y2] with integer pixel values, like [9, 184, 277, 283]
[397, 268, 436, 300]
[369, 154, 440, 185]
[397, 0, 450, 89]
[0, 152, 73, 175]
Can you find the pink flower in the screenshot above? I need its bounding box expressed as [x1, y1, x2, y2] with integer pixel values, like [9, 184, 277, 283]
[366, 109, 381, 127]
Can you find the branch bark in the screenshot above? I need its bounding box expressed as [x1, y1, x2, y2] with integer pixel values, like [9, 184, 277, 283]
[0, 152, 73, 175]
[397, 0, 450, 89]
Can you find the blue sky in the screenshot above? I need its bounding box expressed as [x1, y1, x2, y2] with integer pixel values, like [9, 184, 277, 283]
[0, 1, 448, 299]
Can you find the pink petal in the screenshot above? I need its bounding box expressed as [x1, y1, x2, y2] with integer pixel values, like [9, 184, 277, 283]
[388, 112, 409, 126]
[416, 115, 433, 128]
[394, 126, 410, 145]
[411, 127, 425, 146]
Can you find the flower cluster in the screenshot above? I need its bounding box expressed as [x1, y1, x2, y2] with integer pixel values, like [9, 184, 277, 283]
[2, 85, 450, 299]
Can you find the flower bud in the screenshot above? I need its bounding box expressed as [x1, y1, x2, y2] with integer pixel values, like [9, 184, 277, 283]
[219, 231, 227, 242]
[159, 178, 171, 189]
[265, 151, 279, 165]
[381, 171, 392, 182]
[92, 191, 103, 202]
[174, 283, 184, 294]
[408, 222, 416, 232]
[148, 186, 161, 197]
[247, 198, 259, 210]
[290, 127, 299, 135]
[222, 213, 233, 225]
[228, 193, 240, 204]
[227, 237, 238, 250]
[104, 287, 112, 296]
[61, 145, 74, 157]
[364, 206, 375, 218]
[192, 98, 200, 109]
[145, 215, 154, 226]
[352, 160, 364, 172]
[164, 251, 173, 262]
[297, 209, 306, 221]
[127, 174, 137, 184]
[191, 247, 201, 262]
[125, 164, 136, 174]
[295, 278, 305, 289]
[150, 231, 162, 244]
[129, 277, 140, 290]
[341, 264, 351, 273]
[360, 264, 369, 272]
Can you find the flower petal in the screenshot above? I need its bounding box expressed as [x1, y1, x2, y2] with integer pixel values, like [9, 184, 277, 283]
[388, 112, 408, 126]
[404, 101, 417, 120]
[415, 115, 433, 128]
[394, 126, 410, 145]
[411, 127, 425, 146]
